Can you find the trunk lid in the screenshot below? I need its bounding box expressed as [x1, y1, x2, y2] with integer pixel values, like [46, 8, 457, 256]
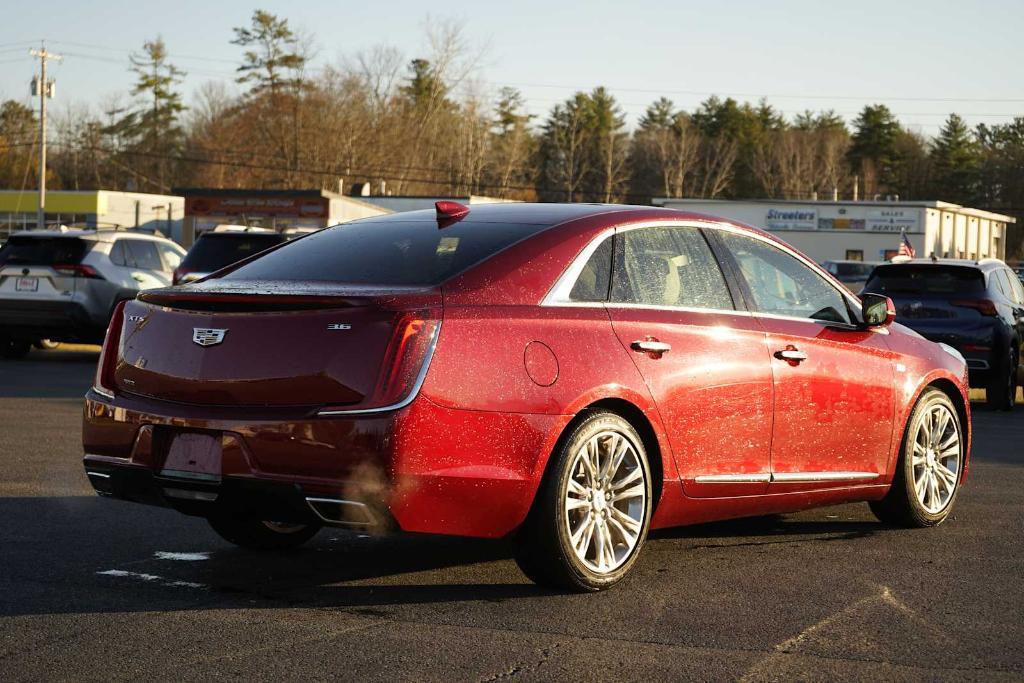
[116, 281, 441, 408]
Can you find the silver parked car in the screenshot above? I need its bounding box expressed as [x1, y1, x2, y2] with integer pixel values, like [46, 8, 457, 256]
[0, 229, 185, 358]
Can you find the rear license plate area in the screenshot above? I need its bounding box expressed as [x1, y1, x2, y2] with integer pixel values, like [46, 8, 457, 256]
[160, 432, 223, 482]
[15, 277, 38, 292]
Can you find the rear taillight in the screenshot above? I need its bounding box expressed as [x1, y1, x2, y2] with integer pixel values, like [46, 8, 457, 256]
[93, 301, 127, 399]
[952, 299, 998, 316]
[53, 263, 103, 279]
[320, 312, 441, 414]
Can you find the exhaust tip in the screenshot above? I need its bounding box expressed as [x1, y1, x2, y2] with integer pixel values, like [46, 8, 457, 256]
[305, 497, 377, 528]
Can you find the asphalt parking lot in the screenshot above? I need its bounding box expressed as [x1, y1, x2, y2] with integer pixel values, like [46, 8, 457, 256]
[1, 347, 1022, 681]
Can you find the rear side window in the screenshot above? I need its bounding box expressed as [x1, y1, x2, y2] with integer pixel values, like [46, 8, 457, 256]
[222, 219, 552, 286]
[611, 227, 734, 310]
[569, 237, 613, 302]
[865, 265, 985, 295]
[181, 233, 285, 272]
[123, 240, 163, 271]
[718, 231, 851, 324]
[109, 241, 128, 267]
[0, 236, 88, 266]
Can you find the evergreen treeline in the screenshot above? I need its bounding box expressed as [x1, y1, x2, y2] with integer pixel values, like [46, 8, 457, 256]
[1, 11, 1021, 256]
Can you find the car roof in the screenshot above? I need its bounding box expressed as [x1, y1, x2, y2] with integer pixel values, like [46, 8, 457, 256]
[878, 257, 1008, 271]
[8, 229, 172, 244]
[341, 202, 772, 235]
[197, 230, 284, 238]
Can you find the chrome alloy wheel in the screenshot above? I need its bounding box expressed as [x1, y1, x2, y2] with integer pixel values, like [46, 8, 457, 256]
[911, 402, 961, 514]
[563, 430, 647, 574]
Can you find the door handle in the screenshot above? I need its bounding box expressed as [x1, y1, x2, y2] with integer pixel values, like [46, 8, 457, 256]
[774, 346, 807, 364]
[631, 338, 671, 356]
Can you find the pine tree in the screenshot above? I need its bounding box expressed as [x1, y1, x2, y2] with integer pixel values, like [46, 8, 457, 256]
[127, 38, 185, 190]
[232, 10, 305, 96]
[930, 113, 980, 203]
[848, 104, 900, 196]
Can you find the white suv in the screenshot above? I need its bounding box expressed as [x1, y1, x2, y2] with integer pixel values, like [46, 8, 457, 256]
[0, 229, 185, 358]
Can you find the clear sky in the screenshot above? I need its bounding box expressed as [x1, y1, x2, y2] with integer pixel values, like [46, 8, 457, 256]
[1, 0, 1021, 136]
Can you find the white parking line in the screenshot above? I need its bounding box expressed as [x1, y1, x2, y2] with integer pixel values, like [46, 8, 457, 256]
[96, 569, 207, 590]
[154, 551, 210, 562]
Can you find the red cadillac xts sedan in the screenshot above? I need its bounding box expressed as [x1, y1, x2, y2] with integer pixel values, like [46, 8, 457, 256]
[83, 202, 971, 591]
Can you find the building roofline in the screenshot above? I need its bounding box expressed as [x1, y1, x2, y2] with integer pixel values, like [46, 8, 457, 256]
[171, 188, 345, 199]
[652, 197, 1016, 223]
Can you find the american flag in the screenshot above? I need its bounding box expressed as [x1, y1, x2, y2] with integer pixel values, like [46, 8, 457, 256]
[897, 230, 916, 258]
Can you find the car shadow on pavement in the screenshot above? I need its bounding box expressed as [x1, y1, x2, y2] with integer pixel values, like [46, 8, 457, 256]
[0, 494, 903, 616]
[0, 347, 99, 399]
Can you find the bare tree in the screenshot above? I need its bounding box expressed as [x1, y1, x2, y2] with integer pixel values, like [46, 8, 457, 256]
[698, 135, 738, 198]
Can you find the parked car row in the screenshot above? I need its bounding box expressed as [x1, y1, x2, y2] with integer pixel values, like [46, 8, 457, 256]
[0, 226, 288, 358]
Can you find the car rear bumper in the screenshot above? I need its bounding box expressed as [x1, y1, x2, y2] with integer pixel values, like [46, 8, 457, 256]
[0, 298, 105, 342]
[83, 389, 569, 538]
[899, 321, 1005, 386]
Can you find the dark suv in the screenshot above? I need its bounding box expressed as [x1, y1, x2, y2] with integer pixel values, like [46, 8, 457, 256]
[173, 229, 287, 285]
[864, 258, 1024, 409]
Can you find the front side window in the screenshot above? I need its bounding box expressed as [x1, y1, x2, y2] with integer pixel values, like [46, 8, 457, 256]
[718, 231, 851, 324]
[611, 227, 734, 310]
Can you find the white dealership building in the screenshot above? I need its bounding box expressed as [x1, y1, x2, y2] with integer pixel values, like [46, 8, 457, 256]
[652, 198, 1015, 263]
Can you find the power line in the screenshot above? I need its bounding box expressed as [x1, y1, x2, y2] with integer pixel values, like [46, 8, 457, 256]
[29, 38, 1024, 106]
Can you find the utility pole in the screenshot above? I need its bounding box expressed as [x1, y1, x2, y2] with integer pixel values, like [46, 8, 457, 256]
[29, 44, 62, 230]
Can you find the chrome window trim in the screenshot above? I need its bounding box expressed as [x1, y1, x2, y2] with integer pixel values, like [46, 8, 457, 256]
[540, 219, 867, 322]
[317, 321, 442, 417]
[770, 471, 879, 483]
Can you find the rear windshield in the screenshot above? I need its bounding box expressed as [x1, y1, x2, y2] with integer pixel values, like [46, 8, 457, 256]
[181, 233, 286, 272]
[0, 236, 89, 266]
[220, 219, 550, 286]
[865, 265, 985, 295]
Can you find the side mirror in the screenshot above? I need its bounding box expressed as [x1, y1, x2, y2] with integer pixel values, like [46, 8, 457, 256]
[861, 293, 896, 327]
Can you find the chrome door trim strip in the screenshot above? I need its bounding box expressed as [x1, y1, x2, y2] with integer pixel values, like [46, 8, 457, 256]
[694, 473, 772, 484]
[770, 471, 879, 483]
[693, 471, 879, 484]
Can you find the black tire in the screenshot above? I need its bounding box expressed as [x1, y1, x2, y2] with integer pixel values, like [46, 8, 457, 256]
[986, 345, 1018, 411]
[33, 339, 60, 350]
[207, 515, 321, 550]
[0, 339, 32, 359]
[514, 411, 653, 592]
[870, 388, 965, 527]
